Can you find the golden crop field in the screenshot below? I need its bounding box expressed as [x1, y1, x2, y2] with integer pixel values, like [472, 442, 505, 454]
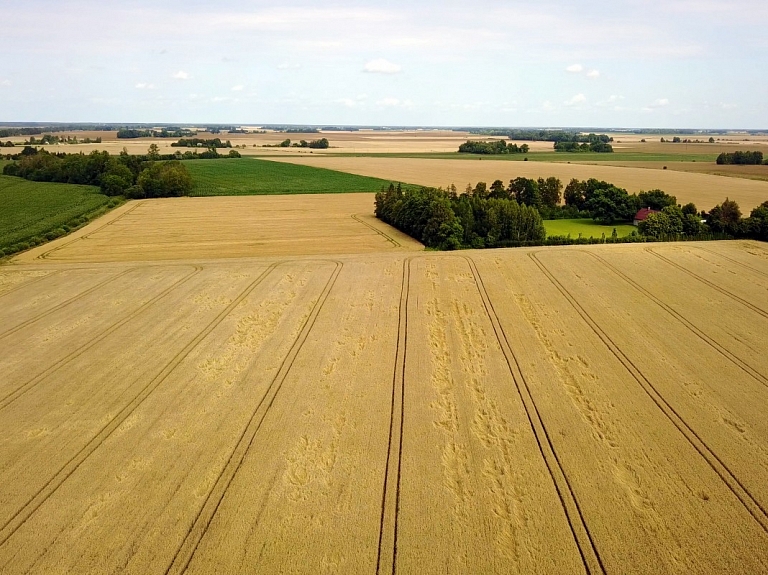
[2, 195, 768, 574]
[268, 155, 768, 213]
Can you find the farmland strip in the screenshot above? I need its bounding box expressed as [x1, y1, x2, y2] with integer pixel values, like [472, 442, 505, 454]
[647, 248, 768, 318]
[0, 266, 202, 410]
[0, 262, 279, 547]
[375, 257, 409, 575]
[530, 252, 768, 535]
[463, 256, 603, 575]
[351, 214, 401, 247]
[165, 260, 343, 575]
[583, 250, 768, 388]
[0, 267, 136, 340]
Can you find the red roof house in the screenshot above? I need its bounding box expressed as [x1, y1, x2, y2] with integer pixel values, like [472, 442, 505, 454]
[633, 207, 659, 226]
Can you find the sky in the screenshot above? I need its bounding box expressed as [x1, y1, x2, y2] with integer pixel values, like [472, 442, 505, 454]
[1, 0, 767, 128]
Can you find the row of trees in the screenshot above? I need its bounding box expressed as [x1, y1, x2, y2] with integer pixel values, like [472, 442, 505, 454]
[25, 135, 102, 145]
[716, 151, 765, 165]
[117, 128, 195, 139]
[171, 138, 232, 148]
[265, 138, 330, 149]
[464, 129, 613, 144]
[2, 147, 193, 199]
[554, 141, 613, 153]
[375, 184, 545, 250]
[640, 199, 768, 241]
[458, 140, 529, 154]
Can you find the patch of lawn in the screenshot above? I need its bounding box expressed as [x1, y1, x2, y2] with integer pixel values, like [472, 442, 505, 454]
[544, 218, 637, 239]
[186, 158, 403, 196]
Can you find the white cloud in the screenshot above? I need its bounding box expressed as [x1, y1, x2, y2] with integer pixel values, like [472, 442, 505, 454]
[720, 102, 738, 110]
[364, 58, 402, 74]
[376, 97, 413, 108]
[338, 98, 358, 108]
[277, 62, 301, 70]
[564, 93, 587, 106]
[566, 64, 584, 73]
[0, 79, 11, 87]
[231, 85, 244, 91]
[172, 70, 190, 80]
[135, 82, 155, 89]
[587, 69, 600, 78]
[650, 98, 670, 108]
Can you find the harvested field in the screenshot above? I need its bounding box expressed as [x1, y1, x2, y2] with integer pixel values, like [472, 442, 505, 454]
[13, 194, 421, 263]
[2, 194, 768, 574]
[267, 156, 768, 212]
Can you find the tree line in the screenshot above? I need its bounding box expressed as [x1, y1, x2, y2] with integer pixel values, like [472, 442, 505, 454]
[375, 184, 546, 250]
[2, 146, 195, 199]
[262, 138, 330, 149]
[117, 128, 196, 139]
[716, 151, 765, 165]
[171, 138, 232, 148]
[458, 140, 529, 154]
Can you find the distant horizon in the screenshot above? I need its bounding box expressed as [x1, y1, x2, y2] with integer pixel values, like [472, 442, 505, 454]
[1, 121, 767, 133]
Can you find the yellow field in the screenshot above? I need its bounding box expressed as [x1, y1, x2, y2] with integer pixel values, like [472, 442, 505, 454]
[267, 155, 768, 212]
[2, 196, 768, 574]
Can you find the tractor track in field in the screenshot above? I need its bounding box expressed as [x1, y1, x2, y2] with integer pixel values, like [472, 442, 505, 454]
[0, 267, 137, 341]
[530, 251, 768, 536]
[0, 270, 62, 299]
[463, 255, 604, 575]
[165, 260, 343, 575]
[351, 214, 402, 248]
[36, 201, 145, 261]
[582, 250, 768, 388]
[692, 245, 768, 280]
[375, 257, 410, 575]
[0, 265, 203, 411]
[0, 262, 281, 549]
[647, 248, 768, 319]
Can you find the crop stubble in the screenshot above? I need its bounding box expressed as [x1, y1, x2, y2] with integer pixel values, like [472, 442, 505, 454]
[1, 195, 767, 573]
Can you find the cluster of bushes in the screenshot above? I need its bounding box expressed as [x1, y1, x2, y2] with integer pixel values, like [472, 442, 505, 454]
[463, 129, 613, 144]
[458, 140, 529, 154]
[2, 148, 194, 199]
[171, 138, 232, 148]
[375, 184, 545, 250]
[1, 141, 13, 147]
[716, 151, 765, 165]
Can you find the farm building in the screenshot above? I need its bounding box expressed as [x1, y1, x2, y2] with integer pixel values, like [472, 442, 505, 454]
[633, 207, 659, 226]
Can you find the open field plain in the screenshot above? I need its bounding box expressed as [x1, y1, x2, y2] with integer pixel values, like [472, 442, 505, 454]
[267, 155, 768, 212]
[2, 195, 768, 574]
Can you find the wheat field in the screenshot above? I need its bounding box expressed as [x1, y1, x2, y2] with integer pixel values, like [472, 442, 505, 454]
[1, 196, 768, 574]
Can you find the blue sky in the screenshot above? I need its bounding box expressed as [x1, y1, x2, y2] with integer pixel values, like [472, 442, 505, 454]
[1, 0, 767, 128]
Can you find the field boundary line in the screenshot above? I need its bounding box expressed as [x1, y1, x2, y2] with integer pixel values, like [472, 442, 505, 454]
[0, 265, 202, 411]
[0, 262, 281, 548]
[351, 214, 402, 247]
[530, 251, 768, 535]
[693, 245, 768, 279]
[463, 255, 603, 575]
[0, 267, 137, 341]
[165, 260, 343, 575]
[581, 250, 768, 388]
[0, 270, 62, 300]
[36, 201, 145, 260]
[375, 257, 410, 575]
[646, 248, 768, 319]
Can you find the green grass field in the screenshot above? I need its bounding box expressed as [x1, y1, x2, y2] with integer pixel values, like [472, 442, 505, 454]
[0, 175, 115, 255]
[187, 158, 401, 196]
[544, 219, 637, 239]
